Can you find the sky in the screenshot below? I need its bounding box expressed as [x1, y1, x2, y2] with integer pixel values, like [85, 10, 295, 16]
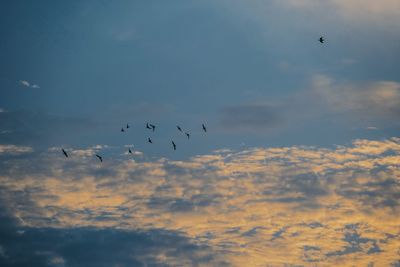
[0, 0, 399, 266]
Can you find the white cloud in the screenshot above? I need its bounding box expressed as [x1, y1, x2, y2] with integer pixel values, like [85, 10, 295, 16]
[19, 80, 40, 88]
[19, 80, 30, 87]
[366, 126, 378, 130]
[0, 144, 33, 154]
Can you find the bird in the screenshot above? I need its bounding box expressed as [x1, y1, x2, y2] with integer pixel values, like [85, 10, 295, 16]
[146, 123, 152, 130]
[149, 124, 156, 132]
[95, 154, 103, 162]
[148, 137, 153, 144]
[62, 148, 68, 158]
[121, 127, 125, 132]
[172, 141, 176, 150]
[128, 148, 132, 154]
[202, 124, 207, 132]
[126, 124, 130, 129]
[177, 126, 182, 132]
[185, 132, 190, 139]
[319, 36, 324, 43]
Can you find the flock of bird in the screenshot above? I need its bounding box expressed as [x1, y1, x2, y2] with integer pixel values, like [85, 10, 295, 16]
[61, 36, 325, 162]
[61, 122, 207, 162]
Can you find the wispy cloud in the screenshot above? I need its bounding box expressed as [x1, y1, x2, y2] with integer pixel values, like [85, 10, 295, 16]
[0, 144, 33, 155]
[19, 80, 40, 88]
[312, 74, 400, 119]
[282, 0, 400, 23]
[220, 103, 282, 132]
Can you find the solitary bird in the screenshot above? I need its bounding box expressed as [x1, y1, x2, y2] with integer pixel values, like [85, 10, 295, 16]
[148, 137, 153, 144]
[177, 126, 182, 132]
[146, 123, 152, 130]
[149, 124, 156, 132]
[62, 148, 68, 158]
[319, 36, 324, 43]
[202, 124, 207, 133]
[126, 124, 130, 129]
[172, 141, 176, 150]
[128, 148, 132, 154]
[121, 127, 125, 132]
[185, 132, 190, 139]
[95, 154, 103, 162]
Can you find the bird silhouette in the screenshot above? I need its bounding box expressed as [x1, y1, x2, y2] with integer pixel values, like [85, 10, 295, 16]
[146, 123, 152, 130]
[62, 148, 68, 158]
[121, 127, 125, 132]
[177, 126, 182, 132]
[319, 36, 324, 43]
[172, 141, 176, 150]
[202, 124, 207, 132]
[95, 154, 103, 162]
[128, 148, 132, 154]
[126, 124, 130, 129]
[148, 137, 153, 144]
[185, 132, 190, 139]
[149, 124, 156, 132]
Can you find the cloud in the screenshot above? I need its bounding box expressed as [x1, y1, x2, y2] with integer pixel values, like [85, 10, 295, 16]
[19, 80, 40, 88]
[19, 80, 30, 87]
[220, 104, 283, 132]
[282, 0, 400, 23]
[0, 205, 225, 267]
[0, 144, 33, 155]
[218, 76, 400, 135]
[1, 138, 400, 265]
[312, 74, 400, 119]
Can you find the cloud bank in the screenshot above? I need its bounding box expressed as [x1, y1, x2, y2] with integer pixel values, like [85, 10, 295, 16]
[1, 138, 399, 266]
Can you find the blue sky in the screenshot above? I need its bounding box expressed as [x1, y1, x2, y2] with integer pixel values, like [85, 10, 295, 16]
[1, 0, 399, 158]
[0, 1, 400, 266]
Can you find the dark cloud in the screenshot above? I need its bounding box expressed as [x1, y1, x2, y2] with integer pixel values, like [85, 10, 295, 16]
[147, 193, 221, 213]
[337, 177, 400, 209]
[326, 224, 382, 257]
[0, 204, 226, 267]
[220, 104, 282, 132]
[257, 172, 328, 209]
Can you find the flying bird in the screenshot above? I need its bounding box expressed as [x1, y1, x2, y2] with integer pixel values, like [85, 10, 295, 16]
[148, 137, 153, 144]
[172, 141, 176, 150]
[95, 154, 103, 162]
[177, 126, 182, 132]
[128, 148, 132, 154]
[319, 36, 324, 43]
[146, 123, 152, 130]
[149, 124, 156, 132]
[202, 124, 207, 133]
[121, 127, 125, 132]
[62, 148, 68, 158]
[185, 132, 190, 139]
[126, 124, 130, 129]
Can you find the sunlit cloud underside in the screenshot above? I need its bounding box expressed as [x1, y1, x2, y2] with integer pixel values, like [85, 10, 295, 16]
[1, 138, 400, 266]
